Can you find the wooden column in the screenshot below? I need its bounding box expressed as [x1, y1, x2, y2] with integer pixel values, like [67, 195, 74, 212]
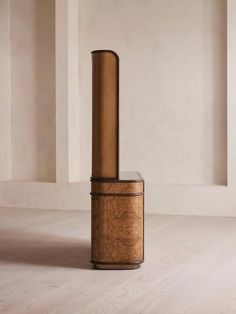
[91, 50, 119, 179]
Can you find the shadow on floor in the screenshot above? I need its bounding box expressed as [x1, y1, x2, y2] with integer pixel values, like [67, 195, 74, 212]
[0, 229, 92, 270]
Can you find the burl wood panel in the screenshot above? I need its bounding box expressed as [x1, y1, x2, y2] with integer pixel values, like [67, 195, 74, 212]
[91, 194, 144, 264]
[91, 181, 144, 194]
[92, 50, 119, 179]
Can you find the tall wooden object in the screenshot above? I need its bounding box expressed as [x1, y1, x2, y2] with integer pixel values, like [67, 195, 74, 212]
[91, 50, 144, 270]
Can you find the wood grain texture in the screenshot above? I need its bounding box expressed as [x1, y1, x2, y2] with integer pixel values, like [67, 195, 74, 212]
[92, 50, 119, 179]
[91, 181, 144, 194]
[91, 194, 144, 265]
[91, 173, 144, 268]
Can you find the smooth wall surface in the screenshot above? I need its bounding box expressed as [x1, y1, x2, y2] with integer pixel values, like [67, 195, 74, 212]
[0, 0, 11, 180]
[11, 0, 56, 182]
[79, 0, 227, 185]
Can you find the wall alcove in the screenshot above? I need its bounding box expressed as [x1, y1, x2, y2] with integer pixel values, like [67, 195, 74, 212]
[0, 0, 79, 184]
[79, 0, 227, 186]
[0, 0, 56, 182]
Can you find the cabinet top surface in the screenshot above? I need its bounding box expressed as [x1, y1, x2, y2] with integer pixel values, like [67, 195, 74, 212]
[91, 171, 144, 183]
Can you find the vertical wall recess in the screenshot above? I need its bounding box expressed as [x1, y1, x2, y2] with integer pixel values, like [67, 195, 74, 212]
[79, 0, 227, 185]
[227, 0, 236, 187]
[11, 0, 56, 182]
[56, 0, 80, 183]
[0, 0, 80, 185]
[0, 0, 11, 180]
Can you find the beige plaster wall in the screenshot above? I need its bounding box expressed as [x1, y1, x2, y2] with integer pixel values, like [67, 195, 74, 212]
[0, 0, 11, 180]
[11, 0, 56, 182]
[79, 0, 227, 185]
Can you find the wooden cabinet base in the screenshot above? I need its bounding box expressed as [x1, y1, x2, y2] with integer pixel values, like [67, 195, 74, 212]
[93, 263, 141, 270]
[90, 172, 144, 270]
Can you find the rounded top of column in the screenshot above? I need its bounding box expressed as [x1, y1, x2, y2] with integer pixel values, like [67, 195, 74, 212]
[91, 50, 119, 60]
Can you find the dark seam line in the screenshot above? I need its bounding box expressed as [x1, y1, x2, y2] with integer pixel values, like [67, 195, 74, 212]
[90, 192, 144, 197]
[90, 260, 144, 265]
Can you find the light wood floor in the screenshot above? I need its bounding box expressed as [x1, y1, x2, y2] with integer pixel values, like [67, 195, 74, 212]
[1, 208, 236, 314]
